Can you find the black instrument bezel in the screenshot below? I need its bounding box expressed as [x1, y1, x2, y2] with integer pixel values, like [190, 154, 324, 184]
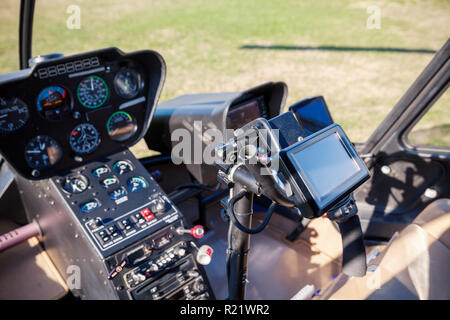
[0, 47, 166, 179]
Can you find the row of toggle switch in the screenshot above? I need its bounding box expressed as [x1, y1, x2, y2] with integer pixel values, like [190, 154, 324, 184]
[86, 195, 175, 249]
[125, 242, 188, 288]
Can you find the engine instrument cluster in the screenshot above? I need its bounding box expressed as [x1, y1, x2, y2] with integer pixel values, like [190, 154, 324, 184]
[0, 47, 165, 179]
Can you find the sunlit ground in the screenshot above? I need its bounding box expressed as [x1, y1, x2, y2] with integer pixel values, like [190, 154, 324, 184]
[0, 0, 448, 157]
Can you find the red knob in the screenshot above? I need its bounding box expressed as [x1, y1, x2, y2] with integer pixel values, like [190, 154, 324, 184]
[190, 225, 205, 239]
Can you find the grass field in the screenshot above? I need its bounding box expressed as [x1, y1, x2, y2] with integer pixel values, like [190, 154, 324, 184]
[0, 0, 449, 157]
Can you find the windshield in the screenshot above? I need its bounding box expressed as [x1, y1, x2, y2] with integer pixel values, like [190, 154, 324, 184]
[1, 0, 449, 157]
[0, 2, 20, 71]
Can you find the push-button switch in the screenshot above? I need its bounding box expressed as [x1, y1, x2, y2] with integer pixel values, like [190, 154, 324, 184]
[123, 224, 136, 235]
[104, 224, 123, 242]
[107, 225, 118, 234]
[140, 207, 155, 221]
[118, 218, 131, 228]
[117, 218, 137, 236]
[131, 213, 142, 222]
[131, 212, 147, 227]
[95, 229, 113, 247]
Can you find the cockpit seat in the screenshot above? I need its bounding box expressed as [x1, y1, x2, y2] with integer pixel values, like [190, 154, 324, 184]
[318, 198, 450, 300]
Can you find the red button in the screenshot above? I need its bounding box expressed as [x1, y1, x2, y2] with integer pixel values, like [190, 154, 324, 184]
[140, 208, 154, 221]
[144, 214, 154, 221]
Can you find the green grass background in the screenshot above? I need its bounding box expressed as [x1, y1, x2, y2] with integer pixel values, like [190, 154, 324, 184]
[0, 0, 449, 156]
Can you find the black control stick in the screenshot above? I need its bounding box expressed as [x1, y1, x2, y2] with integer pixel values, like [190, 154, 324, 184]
[223, 167, 367, 299]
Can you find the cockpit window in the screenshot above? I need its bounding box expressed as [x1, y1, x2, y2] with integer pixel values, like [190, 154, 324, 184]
[1, 0, 449, 150]
[0, 2, 20, 72]
[408, 88, 449, 148]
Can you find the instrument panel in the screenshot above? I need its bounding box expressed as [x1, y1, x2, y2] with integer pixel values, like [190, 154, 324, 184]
[0, 47, 165, 179]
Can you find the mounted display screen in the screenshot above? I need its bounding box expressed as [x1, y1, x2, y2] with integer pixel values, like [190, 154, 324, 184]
[226, 96, 266, 129]
[0, 47, 165, 179]
[290, 132, 359, 203]
[290, 96, 333, 135]
[280, 124, 369, 216]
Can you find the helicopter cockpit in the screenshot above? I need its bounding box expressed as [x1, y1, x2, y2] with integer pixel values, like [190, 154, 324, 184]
[0, 0, 449, 305]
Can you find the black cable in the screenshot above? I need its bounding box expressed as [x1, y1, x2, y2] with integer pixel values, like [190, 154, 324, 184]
[227, 190, 277, 234]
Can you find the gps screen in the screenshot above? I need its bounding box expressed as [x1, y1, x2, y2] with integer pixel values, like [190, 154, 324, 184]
[291, 132, 360, 201]
[291, 97, 333, 134]
[227, 99, 261, 129]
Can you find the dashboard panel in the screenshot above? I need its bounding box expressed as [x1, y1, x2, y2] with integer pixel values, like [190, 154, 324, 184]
[0, 47, 165, 179]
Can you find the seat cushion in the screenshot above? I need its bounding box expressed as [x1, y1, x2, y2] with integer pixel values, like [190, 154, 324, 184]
[413, 199, 450, 248]
[318, 198, 450, 300]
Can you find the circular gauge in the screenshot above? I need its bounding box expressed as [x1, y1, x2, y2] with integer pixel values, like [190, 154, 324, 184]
[127, 176, 148, 193]
[24, 135, 62, 170]
[77, 75, 108, 108]
[0, 97, 29, 134]
[106, 111, 137, 141]
[113, 160, 134, 175]
[114, 67, 142, 99]
[62, 174, 89, 194]
[36, 86, 72, 121]
[69, 123, 100, 154]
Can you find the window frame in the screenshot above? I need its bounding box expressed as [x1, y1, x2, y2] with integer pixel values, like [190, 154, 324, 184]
[401, 82, 450, 157]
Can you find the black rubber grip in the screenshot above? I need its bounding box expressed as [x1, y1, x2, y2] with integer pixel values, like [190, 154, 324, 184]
[338, 215, 367, 277]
